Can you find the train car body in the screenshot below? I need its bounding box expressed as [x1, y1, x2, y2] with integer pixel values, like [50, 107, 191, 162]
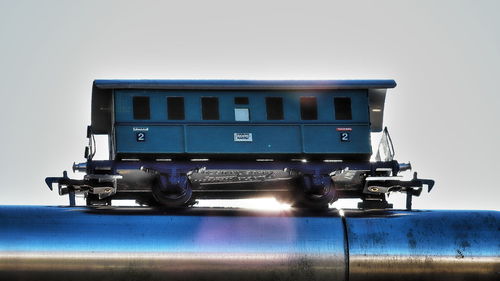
[46, 80, 433, 209]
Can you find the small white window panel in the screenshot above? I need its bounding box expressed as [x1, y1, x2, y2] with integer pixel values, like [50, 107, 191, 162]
[235, 108, 250, 121]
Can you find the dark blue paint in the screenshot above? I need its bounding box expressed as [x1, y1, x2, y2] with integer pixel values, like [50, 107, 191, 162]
[113, 90, 370, 123]
[113, 89, 371, 156]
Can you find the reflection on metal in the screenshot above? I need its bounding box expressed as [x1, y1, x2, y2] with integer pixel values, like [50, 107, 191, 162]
[0, 206, 498, 281]
[0, 206, 345, 281]
[346, 210, 500, 281]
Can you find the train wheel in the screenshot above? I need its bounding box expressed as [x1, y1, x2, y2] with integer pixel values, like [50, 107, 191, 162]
[152, 174, 193, 208]
[292, 176, 337, 209]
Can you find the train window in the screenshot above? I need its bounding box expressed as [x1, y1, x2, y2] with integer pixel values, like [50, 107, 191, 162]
[133, 96, 150, 120]
[300, 97, 317, 120]
[167, 97, 185, 120]
[334, 97, 352, 120]
[266, 97, 284, 120]
[234, 108, 250, 121]
[235, 97, 249, 105]
[202, 97, 219, 120]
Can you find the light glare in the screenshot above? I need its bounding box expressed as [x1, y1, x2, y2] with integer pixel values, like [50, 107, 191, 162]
[195, 198, 291, 211]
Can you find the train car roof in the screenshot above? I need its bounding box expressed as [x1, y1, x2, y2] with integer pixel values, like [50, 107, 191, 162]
[91, 79, 396, 134]
[93, 79, 396, 90]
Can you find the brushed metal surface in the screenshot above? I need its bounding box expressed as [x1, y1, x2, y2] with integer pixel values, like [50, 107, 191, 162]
[1, 206, 498, 281]
[345, 209, 500, 281]
[0, 206, 346, 281]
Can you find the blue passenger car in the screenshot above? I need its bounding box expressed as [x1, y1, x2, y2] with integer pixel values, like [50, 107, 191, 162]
[46, 80, 434, 209]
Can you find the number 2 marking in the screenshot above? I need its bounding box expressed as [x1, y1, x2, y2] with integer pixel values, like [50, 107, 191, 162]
[136, 132, 146, 142]
[340, 132, 350, 142]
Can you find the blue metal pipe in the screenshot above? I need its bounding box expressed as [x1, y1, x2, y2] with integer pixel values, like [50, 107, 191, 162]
[0, 206, 498, 281]
[345, 210, 500, 281]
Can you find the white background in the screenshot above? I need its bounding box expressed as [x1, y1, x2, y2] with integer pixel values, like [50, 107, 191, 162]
[0, 0, 498, 210]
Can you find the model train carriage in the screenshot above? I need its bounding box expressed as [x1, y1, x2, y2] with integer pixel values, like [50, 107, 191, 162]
[46, 80, 434, 209]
